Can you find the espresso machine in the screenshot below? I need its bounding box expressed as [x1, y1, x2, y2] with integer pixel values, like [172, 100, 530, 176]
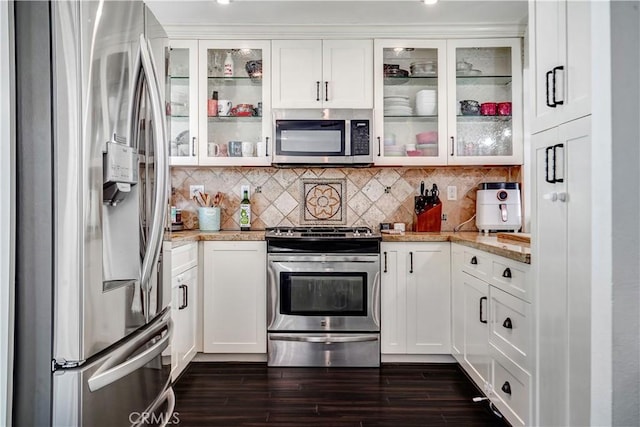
[475, 182, 522, 233]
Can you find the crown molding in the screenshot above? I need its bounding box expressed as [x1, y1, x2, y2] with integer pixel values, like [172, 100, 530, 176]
[164, 23, 526, 40]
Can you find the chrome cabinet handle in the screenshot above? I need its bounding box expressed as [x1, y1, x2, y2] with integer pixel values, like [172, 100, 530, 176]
[479, 296, 487, 324]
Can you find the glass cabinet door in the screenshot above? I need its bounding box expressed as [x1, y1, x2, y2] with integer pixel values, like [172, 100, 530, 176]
[447, 39, 523, 165]
[168, 40, 198, 166]
[374, 40, 448, 165]
[198, 41, 271, 166]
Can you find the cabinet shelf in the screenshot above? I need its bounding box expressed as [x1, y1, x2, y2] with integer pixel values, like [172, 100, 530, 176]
[169, 115, 190, 119]
[456, 75, 512, 86]
[384, 115, 438, 121]
[207, 115, 262, 122]
[170, 75, 190, 80]
[384, 76, 438, 86]
[207, 76, 262, 87]
[456, 115, 512, 122]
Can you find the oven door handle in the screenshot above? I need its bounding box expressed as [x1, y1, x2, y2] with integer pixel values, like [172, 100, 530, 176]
[269, 335, 378, 344]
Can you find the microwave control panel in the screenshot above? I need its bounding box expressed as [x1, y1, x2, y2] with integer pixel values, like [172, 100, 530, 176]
[350, 120, 370, 156]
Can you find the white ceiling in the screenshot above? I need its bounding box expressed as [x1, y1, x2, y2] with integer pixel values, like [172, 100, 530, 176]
[145, 0, 528, 28]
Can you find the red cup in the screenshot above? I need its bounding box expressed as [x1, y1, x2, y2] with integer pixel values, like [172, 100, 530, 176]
[480, 102, 497, 116]
[497, 102, 512, 116]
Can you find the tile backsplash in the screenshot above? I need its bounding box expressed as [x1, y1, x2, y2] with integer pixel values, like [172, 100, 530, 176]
[171, 166, 521, 232]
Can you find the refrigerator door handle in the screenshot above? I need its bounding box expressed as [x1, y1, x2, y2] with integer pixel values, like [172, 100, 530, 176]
[139, 34, 169, 293]
[87, 311, 173, 392]
[132, 387, 176, 427]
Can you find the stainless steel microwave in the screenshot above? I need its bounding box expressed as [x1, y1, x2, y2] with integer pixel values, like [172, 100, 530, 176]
[272, 115, 373, 166]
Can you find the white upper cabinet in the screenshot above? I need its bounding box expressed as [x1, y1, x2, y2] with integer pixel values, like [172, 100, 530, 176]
[272, 39, 373, 109]
[374, 38, 522, 166]
[198, 40, 272, 166]
[529, 0, 591, 133]
[168, 40, 199, 166]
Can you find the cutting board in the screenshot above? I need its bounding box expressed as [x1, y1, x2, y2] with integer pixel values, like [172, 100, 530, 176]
[496, 232, 531, 244]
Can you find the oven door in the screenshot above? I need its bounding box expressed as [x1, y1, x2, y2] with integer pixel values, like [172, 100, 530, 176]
[267, 254, 380, 332]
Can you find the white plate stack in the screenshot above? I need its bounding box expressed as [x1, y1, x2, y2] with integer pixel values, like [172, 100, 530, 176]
[416, 89, 437, 116]
[384, 96, 413, 116]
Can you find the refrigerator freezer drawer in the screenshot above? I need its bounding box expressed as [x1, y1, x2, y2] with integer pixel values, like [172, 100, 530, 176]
[53, 311, 174, 426]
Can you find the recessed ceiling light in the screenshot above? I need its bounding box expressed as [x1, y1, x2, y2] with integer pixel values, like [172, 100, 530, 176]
[217, 0, 230, 4]
[423, 0, 438, 5]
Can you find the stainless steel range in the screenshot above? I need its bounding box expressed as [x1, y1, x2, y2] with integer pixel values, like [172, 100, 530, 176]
[266, 227, 381, 367]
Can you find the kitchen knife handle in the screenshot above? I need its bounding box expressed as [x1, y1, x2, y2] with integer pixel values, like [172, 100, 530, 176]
[470, 256, 478, 265]
[409, 252, 413, 274]
[325, 81, 329, 102]
[377, 137, 381, 156]
[383, 252, 388, 273]
[545, 70, 555, 107]
[479, 296, 487, 324]
[450, 136, 455, 156]
[316, 81, 320, 101]
[552, 66, 564, 106]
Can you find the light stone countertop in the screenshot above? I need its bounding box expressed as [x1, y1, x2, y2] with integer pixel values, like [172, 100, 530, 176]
[167, 230, 530, 264]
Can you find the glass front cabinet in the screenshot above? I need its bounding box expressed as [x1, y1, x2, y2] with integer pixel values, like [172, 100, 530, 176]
[374, 38, 522, 166]
[447, 39, 522, 165]
[198, 40, 272, 166]
[168, 40, 199, 166]
[374, 40, 449, 166]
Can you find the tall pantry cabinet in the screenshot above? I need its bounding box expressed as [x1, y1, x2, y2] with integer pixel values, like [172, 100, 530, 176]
[529, 0, 592, 425]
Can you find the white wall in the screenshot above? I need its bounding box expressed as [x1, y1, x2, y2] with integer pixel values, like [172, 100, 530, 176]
[0, 1, 15, 425]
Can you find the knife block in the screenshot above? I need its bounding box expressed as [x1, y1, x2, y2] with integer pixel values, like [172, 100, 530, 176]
[414, 201, 442, 232]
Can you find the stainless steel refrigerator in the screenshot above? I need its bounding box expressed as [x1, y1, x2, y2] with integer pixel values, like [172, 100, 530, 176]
[13, 1, 173, 425]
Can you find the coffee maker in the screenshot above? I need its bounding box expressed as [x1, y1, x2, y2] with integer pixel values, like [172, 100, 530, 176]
[475, 182, 522, 233]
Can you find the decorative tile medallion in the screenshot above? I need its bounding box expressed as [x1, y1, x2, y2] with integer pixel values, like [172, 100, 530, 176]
[301, 178, 346, 225]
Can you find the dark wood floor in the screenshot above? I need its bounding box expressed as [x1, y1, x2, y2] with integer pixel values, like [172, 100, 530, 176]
[172, 362, 510, 426]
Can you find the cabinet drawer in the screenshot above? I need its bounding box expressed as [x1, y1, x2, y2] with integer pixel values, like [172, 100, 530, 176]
[461, 249, 491, 280]
[171, 242, 198, 276]
[489, 287, 530, 370]
[491, 258, 530, 302]
[490, 345, 530, 427]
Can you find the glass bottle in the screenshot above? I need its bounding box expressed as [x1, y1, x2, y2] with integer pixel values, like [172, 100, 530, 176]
[239, 190, 251, 231]
[223, 51, 234, 77]
[207, 91, 218, 117]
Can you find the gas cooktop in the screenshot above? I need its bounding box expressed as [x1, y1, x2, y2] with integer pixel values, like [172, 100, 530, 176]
[265, 226, 380, 239]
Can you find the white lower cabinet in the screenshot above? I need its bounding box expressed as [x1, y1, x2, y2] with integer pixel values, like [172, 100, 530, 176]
[165, 242, 199, 381]
[451, 243, 531, 427]
[202, 241, 266, 353]
[381, 242, 451, 355]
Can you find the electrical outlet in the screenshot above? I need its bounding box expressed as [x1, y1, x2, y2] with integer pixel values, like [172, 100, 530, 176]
[447, 185, 457, 201]
[241, 184, 250, 199]
[442, 213, 448, 221]
[190, 184, 204, 199]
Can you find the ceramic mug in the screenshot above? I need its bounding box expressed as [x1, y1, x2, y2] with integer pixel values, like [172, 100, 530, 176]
[217, 99, 232, 116]
[208, 142, 228, 157]
[228, 140, 243, 157]
[256, 141, 266, 157]
[241, 141, 255, 157]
